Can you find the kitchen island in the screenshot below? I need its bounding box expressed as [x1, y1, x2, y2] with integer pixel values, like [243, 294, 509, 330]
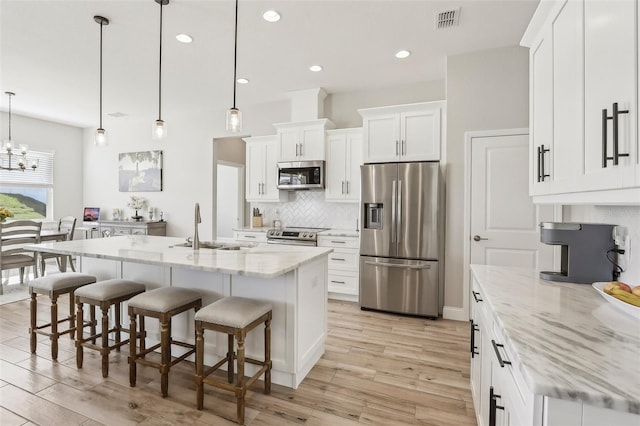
[28, 235, 332, 389]
[470, 265, 639, 426]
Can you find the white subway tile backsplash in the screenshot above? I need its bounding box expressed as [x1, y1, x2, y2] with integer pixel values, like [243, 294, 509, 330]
[251, 191, 359, 230]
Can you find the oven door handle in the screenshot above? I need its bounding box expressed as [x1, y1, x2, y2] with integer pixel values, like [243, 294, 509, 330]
[267, 239, 316, 247]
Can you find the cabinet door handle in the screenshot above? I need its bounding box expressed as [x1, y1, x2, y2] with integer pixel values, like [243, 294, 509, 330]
[470, 320, 479, 358]
[396, 140, 399, 155]
[489, 386, 504, 426]
[491, 339, 512, 367]
[539, 144, 550, 181]
[536, 145, 542, 182]
[295, 144, 299, 157]
[346, 181, 349, 194]
[299, 143, 303, 157]
[342, 181, 345, 194]
[401, 139, 405, 155]
[472, 291, 483, 303]
[602, 103, 630, 168]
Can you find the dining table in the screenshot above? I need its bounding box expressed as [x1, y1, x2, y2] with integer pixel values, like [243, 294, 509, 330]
[38, 229, 71, 272]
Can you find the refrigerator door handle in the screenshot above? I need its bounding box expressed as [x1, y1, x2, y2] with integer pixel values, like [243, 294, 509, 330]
[391, 180, 397, 243]
[397, 180, 402, 244]
[364, 260, 432, 270]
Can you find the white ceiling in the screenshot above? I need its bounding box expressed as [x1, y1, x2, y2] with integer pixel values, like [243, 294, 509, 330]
[0, 0, 539, 129]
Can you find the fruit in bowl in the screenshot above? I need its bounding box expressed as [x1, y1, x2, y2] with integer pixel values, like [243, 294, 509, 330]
[604, 281, 640, 307]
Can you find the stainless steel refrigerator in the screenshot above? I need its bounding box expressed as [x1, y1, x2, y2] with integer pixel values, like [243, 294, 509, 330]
[359, 162, 442, 318]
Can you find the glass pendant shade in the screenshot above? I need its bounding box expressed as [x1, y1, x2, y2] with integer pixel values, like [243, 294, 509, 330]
[152, 119, 167, 140]
[94, 128, 108, 146]
[226, 108, 242, 133]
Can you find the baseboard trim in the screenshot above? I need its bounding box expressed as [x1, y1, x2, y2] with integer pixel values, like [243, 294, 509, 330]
[443, 305, 467, 322]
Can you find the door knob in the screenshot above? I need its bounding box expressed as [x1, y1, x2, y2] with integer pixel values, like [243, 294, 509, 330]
[473, 235, 488, 242]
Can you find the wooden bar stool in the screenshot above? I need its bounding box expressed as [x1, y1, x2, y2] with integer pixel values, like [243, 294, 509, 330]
[128, 287, 202, 397]
[75, 279, 146, 377]
[195, 296, 272, 425]
[29, 272, 97, 360]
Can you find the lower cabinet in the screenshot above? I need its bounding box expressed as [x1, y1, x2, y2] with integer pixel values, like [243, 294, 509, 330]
[98, 221, 166, 237]
[318, 234, 359, 300]
[470, 275, 639, 426]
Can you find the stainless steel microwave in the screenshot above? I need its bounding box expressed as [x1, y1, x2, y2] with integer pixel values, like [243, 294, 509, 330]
[277, 161, 325, 190]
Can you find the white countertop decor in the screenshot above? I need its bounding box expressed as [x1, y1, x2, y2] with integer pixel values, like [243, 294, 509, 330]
[471, 265, 640, 414]
[27, 235, 332, 279]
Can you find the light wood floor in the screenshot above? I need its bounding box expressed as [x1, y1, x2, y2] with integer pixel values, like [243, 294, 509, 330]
[0, 295, 477, 425]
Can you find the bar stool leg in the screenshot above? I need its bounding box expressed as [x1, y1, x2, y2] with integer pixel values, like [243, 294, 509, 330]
[115, 302, 121, 350]
[101, 304, 109, 378]
[51, 295, 59, 360]
[236, 330, 245, 425]
[68, 292, 76, 340]
[129, 312, 137, 387]
[160, 315, 170, 397]
[195, 324, 204, 410]
[265, 318, 271, 394]
[227, 334, 234, 383]
[139, 316, 146, 357]
[30, 292, 37, 354]
[90, 306, 97, 344]
[76, 301, 84, 369]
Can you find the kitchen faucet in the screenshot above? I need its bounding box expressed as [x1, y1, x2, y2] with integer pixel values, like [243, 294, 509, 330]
[193, 202, 201, 250]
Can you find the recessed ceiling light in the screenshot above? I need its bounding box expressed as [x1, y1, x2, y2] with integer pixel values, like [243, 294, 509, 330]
[309, 65, 323, 72]
[176, 34, 193, 43]
[395, 50, 411, 59]
[237, 78, 249, 84]
[263, 10, 281, 22]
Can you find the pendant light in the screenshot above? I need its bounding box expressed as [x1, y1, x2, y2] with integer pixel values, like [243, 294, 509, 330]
[152, 0, 169, 141]
[1, 92, 37, 171]
[94, 15, 109, 147]
[226, 0, 242, 132]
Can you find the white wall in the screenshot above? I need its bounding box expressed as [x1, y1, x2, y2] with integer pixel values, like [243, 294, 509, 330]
[0, 112, 84, 220]
[445, 46, 530, 311]
[216, 164, 239, 239]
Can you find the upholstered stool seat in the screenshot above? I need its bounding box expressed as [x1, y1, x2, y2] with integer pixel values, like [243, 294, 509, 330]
[195, 296, 273, 425]
[75, 279, 146, 377]
[29, 272, 97, 359]
[128, 287, 202, 397]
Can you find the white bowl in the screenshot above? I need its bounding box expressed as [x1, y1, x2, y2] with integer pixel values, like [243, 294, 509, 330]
[592, 282, 640, 320]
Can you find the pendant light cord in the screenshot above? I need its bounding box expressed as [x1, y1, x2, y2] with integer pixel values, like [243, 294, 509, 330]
[99, 21, 104, 129]
[158, 2, 163, 120]
[232, 0, 238, 109]
[7, 93, 11, 141]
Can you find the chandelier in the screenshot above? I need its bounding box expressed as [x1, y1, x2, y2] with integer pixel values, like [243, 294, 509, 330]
[1, 91, 37, 171]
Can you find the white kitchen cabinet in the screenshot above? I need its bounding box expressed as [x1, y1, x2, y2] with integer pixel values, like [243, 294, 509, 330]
[243, 135, 283, 202]
[325, 128, 362, 202]
[358, 101, 444, 163]
[521, 0, 640, 204]
[274, 119, 335, 162]
[318, 235, 359, 300]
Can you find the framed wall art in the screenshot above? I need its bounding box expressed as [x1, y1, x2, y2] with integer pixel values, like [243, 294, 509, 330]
[119, 150, 163, 192]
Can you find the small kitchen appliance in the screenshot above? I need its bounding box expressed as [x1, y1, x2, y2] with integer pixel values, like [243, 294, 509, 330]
[276, 161, 324, 190]
[539, 222, 616, 283]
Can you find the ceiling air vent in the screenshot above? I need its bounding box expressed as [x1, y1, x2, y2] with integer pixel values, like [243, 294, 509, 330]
[435, 8, 460, 29]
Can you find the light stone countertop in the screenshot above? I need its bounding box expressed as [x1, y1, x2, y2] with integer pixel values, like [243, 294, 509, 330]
[318, 229, 360, 238]
[471, 265, 640, 414]
[27, 235, 332, 279]
[232, 227, 271, 232]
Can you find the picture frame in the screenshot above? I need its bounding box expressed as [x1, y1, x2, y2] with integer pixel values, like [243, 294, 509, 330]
[118, 150, 163, 192]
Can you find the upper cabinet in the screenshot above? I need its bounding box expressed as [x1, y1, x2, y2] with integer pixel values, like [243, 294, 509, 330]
[521, 0, 640, 204]
[274, 119, 335, 162]
[358, 101, 445, 163]
[325, 128, 362, 202]
[243, 135, 284, 203]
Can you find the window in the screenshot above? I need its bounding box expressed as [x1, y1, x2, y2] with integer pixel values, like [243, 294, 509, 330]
[0, 150, 54, 220]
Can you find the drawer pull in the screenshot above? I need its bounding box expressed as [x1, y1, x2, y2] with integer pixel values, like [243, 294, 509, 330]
[331, 258, 346, 261]
[491, 339, 512, 368]
[470, 320, 479, 358]
[330, 280, 346, 284]
[244, 235, 256, 238]
[472, 291, 483, 303]
[331, 240, 346, 244]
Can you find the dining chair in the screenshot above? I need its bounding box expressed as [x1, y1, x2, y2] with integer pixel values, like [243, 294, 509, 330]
[0, 220, 42, 294]
[40, 216, 77, 274]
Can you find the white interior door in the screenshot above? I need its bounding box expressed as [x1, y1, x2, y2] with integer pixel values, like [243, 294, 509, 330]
[470, 133, 555, 269]
[216, 163, 242, 239]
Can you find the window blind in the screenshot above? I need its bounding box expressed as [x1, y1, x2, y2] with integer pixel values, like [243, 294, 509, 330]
[0, 150, 54, 185]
